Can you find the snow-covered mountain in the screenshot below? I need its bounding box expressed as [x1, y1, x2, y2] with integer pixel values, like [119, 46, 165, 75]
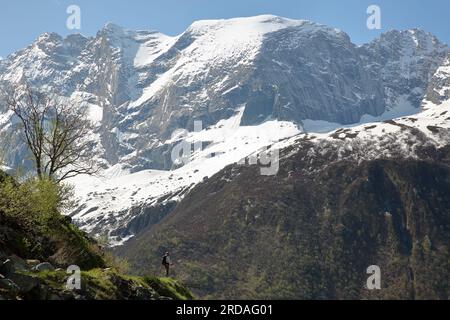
[0, 15, 449, 243]
[68, 88, 450, 245]
[1, 15, 448, 170]
[69, 112, 301, 245]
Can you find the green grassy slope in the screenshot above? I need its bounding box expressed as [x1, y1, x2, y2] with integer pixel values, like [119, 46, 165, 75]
[0, 172, 193, 300]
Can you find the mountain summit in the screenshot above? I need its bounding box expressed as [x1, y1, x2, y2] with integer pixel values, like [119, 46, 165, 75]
[0, 15, 449, 243]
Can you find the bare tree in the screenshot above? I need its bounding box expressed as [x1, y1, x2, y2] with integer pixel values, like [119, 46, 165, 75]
[0, 81, 98, 182]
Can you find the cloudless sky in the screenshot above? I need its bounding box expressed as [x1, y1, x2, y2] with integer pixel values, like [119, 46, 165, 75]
[1, 0, 449, 58]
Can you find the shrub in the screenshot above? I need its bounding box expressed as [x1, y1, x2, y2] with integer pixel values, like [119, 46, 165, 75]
[0, 175, 73, 230]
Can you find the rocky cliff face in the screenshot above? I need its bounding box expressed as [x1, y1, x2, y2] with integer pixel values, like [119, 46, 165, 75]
[360, 29, 448, 112]
[425, 54, 450, 105]
[1, 15, 448, 172]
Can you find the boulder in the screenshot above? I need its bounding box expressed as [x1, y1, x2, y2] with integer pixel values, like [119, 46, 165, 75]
[0, 256, 28, 277]
[0, 260, 15, 276]
[26, 260, 41, 269]
[0, 278, 20, 296]
[8, 273, 40, 293]
[8, 255, 28, 268]
[33, 262, 55, 272]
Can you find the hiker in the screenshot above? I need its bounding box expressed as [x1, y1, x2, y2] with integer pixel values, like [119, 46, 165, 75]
[162, 251, 171, 276]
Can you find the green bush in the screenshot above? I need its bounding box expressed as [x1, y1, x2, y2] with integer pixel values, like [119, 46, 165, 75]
[0, 172, 107, 269]
[0, 176, 72, 229]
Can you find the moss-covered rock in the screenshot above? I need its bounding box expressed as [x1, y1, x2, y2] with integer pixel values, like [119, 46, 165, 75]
[19, 269, 193, 300]
[143, 276, 195, 300]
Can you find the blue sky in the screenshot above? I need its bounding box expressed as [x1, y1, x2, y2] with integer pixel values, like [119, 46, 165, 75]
[1, 0, 449, 58]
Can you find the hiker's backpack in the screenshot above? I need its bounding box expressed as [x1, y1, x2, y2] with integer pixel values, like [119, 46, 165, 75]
[162, 256, 167, 265]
